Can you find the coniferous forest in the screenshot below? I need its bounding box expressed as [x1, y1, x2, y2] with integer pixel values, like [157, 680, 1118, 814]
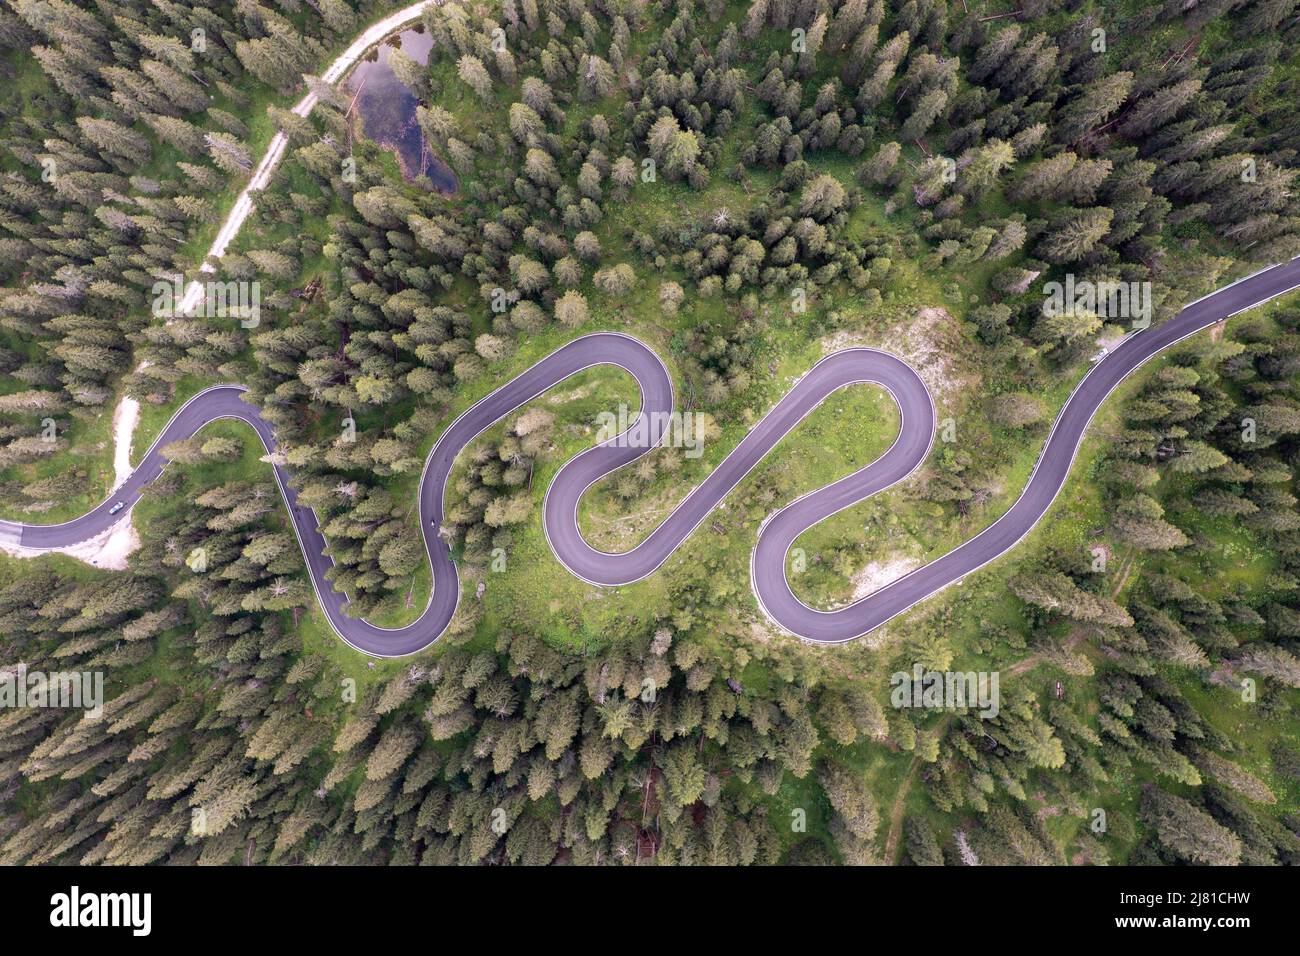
[0, 0, 1299, 868]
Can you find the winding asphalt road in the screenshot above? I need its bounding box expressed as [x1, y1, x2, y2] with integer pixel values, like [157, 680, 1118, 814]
[4, 258, 1299, 655]
[4, 2, 1299, 655]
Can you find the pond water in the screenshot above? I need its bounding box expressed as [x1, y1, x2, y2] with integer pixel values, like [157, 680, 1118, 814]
[345, 27, 457, 193]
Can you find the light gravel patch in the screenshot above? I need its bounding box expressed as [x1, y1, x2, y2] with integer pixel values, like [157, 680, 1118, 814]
[111, 394, 140, 492]
[848, 555, 922, 602]
[0, 515, 139, 570]
[822, 306, 977, 407]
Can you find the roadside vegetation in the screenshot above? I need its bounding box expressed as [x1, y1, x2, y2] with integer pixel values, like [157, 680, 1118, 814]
[0, 0, 1297, 866]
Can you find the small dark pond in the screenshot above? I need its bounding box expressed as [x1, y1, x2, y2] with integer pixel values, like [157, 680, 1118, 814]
[345, 26, 457, 193]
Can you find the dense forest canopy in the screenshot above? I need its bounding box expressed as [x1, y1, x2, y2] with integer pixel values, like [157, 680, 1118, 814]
[0, 0, 1297, 865]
